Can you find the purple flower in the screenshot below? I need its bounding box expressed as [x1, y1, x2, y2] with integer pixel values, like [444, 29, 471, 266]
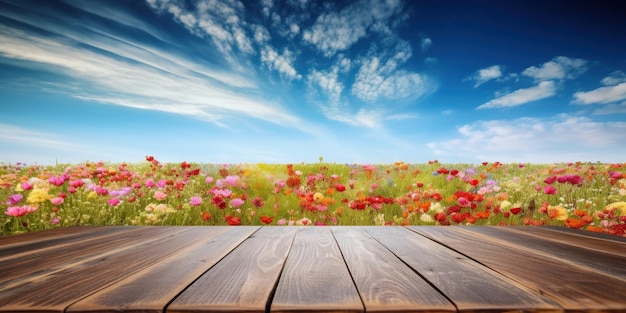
[6, 194, 23, 205]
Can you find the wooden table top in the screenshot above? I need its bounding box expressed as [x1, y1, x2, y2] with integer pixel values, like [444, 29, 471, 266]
[0, 226, 624, 313]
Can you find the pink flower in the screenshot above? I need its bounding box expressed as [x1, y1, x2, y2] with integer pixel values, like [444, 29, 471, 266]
[154, 190, 167, 201]
[68, 187, 77, 194]
[51, 217, 61, 225]
[95, 186, 109, 196]
[230, 198, 244, 208]
[144, 179, 156, 188]
[543, 176, 557, 184]
[21, 182, 33, 190]
[50, 197, 64, 205]
[225, 175, 240, 186]
[277, 218, 287, 225]
[6, 194, 23, 205]
[156, 179, 167, 188]
[69, 179, 84, 188]
[5, 205, 38, 217]
[544, 185, 558, 195]
[190, 196, 202, 206]
[457, 197, 471, 207]
[107, 197, 121, 206]
[205, 176, 214, 184]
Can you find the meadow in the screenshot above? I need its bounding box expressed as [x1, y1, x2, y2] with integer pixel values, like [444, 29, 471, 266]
[1, 156, 625, 236]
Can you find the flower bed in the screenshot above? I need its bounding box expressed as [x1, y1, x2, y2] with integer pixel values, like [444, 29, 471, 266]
[2, 157, 625, 236]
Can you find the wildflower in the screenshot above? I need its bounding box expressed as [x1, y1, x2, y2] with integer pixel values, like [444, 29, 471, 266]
[144, 179, 156, 188]
[5, 205, 38, 217]
[277, 218, 287, 225]
[420, 213, 434, 223]
[107, 197, 121, 206]
[50, 197, 64, 205]
[252, 196, 265, 208]
[225, 215, 241, 226]
[190, 196, 202, 206]
[457, 197, 471, 208]
[297, 217, 312, 225]
[154, 190, 167, 201]
[201, 211, 212, 221]
[313, 192, 324, 202]
[6, 194, 23, 205]
[605, 202, 626, 216]
[205, 176, 214, 184]
[230, 198, 244, 208]
[21, 182, 33, 191]
[225, 175, 240, 186]
[51, 216, 61, 225]
[27, 189, 50, 203]
[335, 184, 346, 192]
[544, 185, 557, 195]
[260, 215, 274, 224]
[548, 205, 568, 221]
[156, 179, 167, 188]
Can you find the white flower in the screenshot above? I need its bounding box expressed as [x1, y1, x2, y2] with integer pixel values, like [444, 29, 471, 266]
[420, 213, 434, 223]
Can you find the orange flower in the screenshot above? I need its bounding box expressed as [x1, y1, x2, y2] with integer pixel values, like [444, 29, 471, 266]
[475, 211, 490, 219]
[201, 211, 212, 221]
[564, 218, 586, 229]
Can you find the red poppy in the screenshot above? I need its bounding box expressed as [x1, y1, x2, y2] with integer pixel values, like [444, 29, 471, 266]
[260, 215, 274, 224]
[252, 196, 265, 208]
[201, 211, 212, 221]
[225, 215, 241, 226]
[510, 207, 522, 215]
[335, 184, 346, 192]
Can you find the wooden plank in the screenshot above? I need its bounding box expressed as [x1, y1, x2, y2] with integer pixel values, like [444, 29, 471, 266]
[461, 226, 626, 278]
[270, 227, 363, 313]
[538, 226, 626, 243]
[167, 226, 297, 313]
[0, 226, 209, 313]
[366, 226, 561, 313]
[411, 226, 626, 312]
[66, 226, 258, 313]
[0, 226, 102, 247]
[509, 226, 626, 256]
[331, 226, 456, 313]
[0, 226, 159, 291]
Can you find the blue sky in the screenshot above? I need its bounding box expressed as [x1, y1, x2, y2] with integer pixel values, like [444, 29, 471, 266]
[1, 0, 625, 165]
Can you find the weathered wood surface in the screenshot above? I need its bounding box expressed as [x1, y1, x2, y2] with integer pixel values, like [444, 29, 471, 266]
[0, 226, 624, 313]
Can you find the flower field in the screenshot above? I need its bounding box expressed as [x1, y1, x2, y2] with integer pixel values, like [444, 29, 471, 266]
[2, 156, 626, 236]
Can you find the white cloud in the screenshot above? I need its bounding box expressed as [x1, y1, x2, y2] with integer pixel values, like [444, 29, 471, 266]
[0, 124, 76, 149]
[351, 42, 433, 102]
[260, 46, 301, 80]
[420, 37, 432, 52]
[427, 115, 626, 163]
[592, 102, 626, 115]
[477, 81, 556, 109]
[302, 0, 403, 57]
[308, 67, 344, 104]
[572, 82, 626, 105]
[261, 0, 273, 17]
[522, 56, 588, 82]
[601, 70, 626, 86]
[0, 14, 303, 128]
[467, 65, 502, 88]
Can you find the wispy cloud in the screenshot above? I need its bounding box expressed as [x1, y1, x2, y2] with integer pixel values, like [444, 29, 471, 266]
[420, 37, 432, 52]
[522, 56, 588, 82]
[467, 65, 502, 88]
[572, 82, 626, 105]
[0, 3, 305, 130]
[601, 70, 626, 86]
[476, 81, 556, 109]
[427, 115, 626, 163]
[302, 0, 404, 57]
[260, 46, 301, 80]
[0, 124, 76, 149]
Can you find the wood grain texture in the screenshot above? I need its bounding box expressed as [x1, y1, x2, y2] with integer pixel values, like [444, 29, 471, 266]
[0, 226, 204, 313]
[366, 226, 561, 313]
[331, 226, 456, 313]
[270, 227, 363, 313]
[411, 226, 626, 311]
[67, 226, 259, 313]
[460, 226, 626, 278]
[0, 226, 156, 291]
[167, 226, 297, 313]
[538, 225, 626, 243]
[506, 226, 626, 256]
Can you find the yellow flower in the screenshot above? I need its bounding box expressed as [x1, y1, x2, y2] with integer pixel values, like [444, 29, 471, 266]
[548, 205, 568, 221]
[605, 202, 626, 216]
[313, 192, 324, 202]
[15, 183, 23, 192]
[87, 191, 97, 199]
[27, 188, 50, 203]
